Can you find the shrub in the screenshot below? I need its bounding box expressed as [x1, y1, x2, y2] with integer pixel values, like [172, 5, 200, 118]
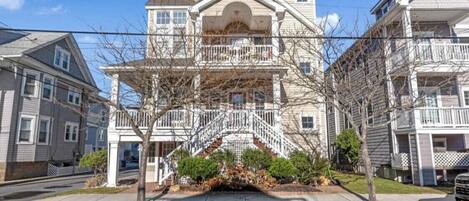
[172, 149, 190, 161]
[210, 149, 236, 170]
[241, 148, 272, 172]
[336, 129, 361, 170]
[80, 150, 107, 176]
[268, 158, 297, 182]
[177, 156, 219, 183]
[289, 150, 331, 185]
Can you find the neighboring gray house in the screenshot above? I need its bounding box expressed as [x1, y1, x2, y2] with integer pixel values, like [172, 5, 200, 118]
[0, 30, 98, 181]
[85, 95, 109, 155]
[327, 0, 469, 186]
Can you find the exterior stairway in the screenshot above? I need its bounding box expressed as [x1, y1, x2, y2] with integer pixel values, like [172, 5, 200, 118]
[158, 110, 299, 185]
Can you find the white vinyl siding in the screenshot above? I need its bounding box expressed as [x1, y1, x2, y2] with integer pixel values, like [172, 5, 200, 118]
[21, 69, 39, 97]
[17, 115, 36, 144]
[38, 116, 51, 145]
[54, 46, 71, 71]
[64, 122, 79, 142]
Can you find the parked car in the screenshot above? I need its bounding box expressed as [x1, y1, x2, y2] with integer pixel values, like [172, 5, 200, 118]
[455, 173, 469, 201]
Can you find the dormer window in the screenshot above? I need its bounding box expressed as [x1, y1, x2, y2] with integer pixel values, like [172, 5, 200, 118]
[54, 46, 70, 71]
[156, 11, 170, 25]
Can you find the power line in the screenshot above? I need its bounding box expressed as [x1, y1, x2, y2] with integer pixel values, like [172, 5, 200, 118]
[2, 27, 468, 40]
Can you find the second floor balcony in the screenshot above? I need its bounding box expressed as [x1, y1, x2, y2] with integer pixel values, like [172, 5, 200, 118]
[201, 43, 273, 63]
[396, 107, 469, 130]
[415, 43, 469, 63]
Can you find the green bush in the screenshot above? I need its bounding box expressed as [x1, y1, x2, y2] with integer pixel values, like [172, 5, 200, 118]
[210, 149, 235, 169]
[289, 150, 331, 185]
[80, 150, 107, 176]
[336, 129, 361, 170]
[241, 148, 272, 172]
[172, 149, 190, 161]
[177, 156, 219, 183]
[268, 158, 298, 181]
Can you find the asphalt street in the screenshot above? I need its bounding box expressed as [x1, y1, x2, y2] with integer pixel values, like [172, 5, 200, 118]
[0, 169, 137, 201]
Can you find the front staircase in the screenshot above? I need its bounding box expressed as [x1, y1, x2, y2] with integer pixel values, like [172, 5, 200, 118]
[158, 110, 299, 185]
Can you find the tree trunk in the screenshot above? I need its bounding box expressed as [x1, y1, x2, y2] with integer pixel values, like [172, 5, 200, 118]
[137, 141, 150, 201]
[361, 141, 377, 201]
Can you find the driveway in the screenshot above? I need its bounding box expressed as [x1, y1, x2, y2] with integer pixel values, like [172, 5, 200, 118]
[0, 169, 137, 201]
[38, 192, 454, 201]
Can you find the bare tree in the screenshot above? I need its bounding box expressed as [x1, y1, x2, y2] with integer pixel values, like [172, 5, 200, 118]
[280, 16, 468, 201]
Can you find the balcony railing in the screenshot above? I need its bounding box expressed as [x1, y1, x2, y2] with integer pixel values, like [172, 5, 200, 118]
[391, 153, 410, 170]
[115, 109, 276, 130]
[415, 43, 469, 62]
[201, 44, 273, 63]
[416, 107, 469, 128]
[434, 152, 469, 168]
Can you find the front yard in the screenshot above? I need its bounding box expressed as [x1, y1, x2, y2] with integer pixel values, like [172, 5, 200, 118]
[334, 172, 453, 194]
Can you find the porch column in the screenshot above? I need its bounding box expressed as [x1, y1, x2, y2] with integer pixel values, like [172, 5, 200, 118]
[271, 14, 280, 61]
[409, 133, 437, 186]
[154, 142, 161, 182]
[272, 73, 282, 134]
[192, 74, 201, 152]
[152, 74, 159, 131]
[107, 142, 120, 187]
[109, 73, 120, 132]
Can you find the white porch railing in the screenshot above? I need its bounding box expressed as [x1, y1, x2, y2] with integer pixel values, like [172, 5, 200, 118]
[416, 107, 469, 128]
[415, 43, 469, 62]
[115, 110, 190, 129]
[158, 109, 298, 184]
[201, 45, 273, 63]
[434, 152, 469, 168]
[391, 153, 410, 170]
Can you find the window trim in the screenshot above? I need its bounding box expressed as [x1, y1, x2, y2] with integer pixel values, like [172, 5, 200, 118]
[156, 11, 171, 25]
[53, 46, 71, 71]
[42, 75, 55, 101]
[299, 112, 316, 130]
[21, 69, 40, 98]
[462, 86, 469, 107]
[64, 121, 79, 142]
[172, 10, 187, 25]
[17, 114, 36, 144]
[67, 87, 82, 106]
[37, 116, 51, 145]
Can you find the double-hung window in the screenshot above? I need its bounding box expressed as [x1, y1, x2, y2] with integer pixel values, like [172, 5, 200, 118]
[38, 116, 51, 145]
[301, 115, 315, 129]
[54, 46, 71, 71]
[300, 62, 312, 75]
[17, 115, 36, 144]
[64, 122, 79, 142]
[22, 70, 39, 97]
[156, 11, 170, 25]
[463, 88, 469, 106]
[173, 11, 187, 25]
[42, 75, 54, 101]
[68, 87, 81, 106]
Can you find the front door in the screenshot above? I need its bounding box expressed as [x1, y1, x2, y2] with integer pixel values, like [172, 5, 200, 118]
[419, 87, 441, 124]
[230, 92, 245, 110]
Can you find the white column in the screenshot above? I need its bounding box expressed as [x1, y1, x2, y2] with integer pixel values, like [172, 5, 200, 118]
[107, 142, 120, 187]
[193, 15, 203, 61]
[191, 74, 201, 152]
[109, 74, 120, 131]
[154, 142, 160, 182]
[272, 73, 282, 133]
[271, 14, 280, 61]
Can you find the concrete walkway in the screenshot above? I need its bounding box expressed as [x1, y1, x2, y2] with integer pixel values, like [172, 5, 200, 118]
[39, 192, 454, 201]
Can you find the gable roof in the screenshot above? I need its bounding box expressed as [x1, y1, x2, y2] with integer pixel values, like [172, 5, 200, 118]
[0, 30, 97, 89]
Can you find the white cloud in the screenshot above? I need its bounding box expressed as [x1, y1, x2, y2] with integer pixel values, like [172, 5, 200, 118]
[0, 0, 24, 10]
[36, 4, 66, 15]
[316, 13, 340, 32]
[78, 35, 98, 44]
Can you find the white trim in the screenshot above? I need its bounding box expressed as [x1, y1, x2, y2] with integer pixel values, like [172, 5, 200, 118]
[67, 86, 82, 106]
[64, 121, 80, 142]
[41, 74, 55, 101]
[53, 45, 71, 71]
[16, 114, 37, 144]
[299, 112, 316, 131]
[21, 69, 40, 98]
[462, 86, 469, 107]
[37, 116, 51, 145]
[415, 133, 424, 186]
[428, 135, 437, 186]
[146, 6, 190, 10]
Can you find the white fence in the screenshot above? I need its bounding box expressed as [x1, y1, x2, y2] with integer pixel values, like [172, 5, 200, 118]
[47, 163, 91, 176]
[201, 44, 273, 63]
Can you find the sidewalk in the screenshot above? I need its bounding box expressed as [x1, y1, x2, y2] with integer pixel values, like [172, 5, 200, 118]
[39, 192, 454, 201]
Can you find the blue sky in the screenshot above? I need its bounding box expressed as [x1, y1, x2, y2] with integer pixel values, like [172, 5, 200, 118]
[0, 0, 377, 94]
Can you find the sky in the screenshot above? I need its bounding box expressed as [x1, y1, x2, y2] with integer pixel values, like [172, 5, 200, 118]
[0, 0, 377, 95]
